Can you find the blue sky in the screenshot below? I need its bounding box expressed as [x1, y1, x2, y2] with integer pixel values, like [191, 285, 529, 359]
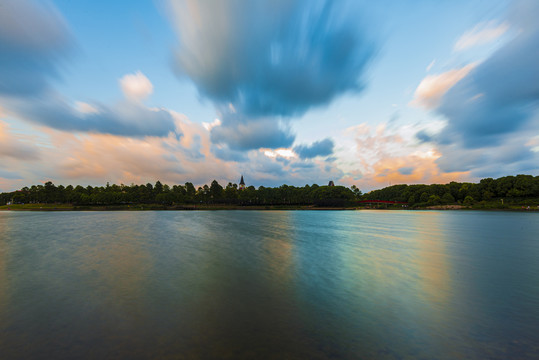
[1, 0, 537, 192]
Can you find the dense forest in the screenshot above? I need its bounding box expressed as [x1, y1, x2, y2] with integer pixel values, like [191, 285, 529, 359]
[1, 174, 538, 209]
[363, 174, 539, 208]
[0, 180, 360, 207]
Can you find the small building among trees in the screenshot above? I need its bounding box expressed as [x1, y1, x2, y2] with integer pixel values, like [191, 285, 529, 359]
[239, 175, 246, 190]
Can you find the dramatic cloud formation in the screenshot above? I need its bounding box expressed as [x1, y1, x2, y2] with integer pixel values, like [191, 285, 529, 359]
[338, 122, 470, 189]
[294, 138, 334, 159]
[0, 0, 72, 97]
[0, 113, 342, 191]
[167, 0, 375, 149]
[422, 0, 539, 176]
[5, 94, 178, 138]
[210, 114, 294, 151]
[2, 1, 536, 192]
[439, 0, 539, 145]
[0, 2, 177, 138]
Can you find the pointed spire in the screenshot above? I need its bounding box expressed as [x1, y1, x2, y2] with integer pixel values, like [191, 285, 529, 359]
[239, 175, 245, 185]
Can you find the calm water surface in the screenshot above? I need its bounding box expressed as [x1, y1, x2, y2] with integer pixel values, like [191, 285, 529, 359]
[0, 210, 538, 359]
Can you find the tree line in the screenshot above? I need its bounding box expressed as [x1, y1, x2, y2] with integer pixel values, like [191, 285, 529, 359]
[1, 174, 538, 208]
[0, 180, 360, 207]
[363, 174, 539, 207]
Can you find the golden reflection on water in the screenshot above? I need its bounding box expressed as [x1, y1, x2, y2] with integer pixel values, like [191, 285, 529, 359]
[408, 212, 459, 355]
[261, 212, 295, 282]
[412, 212, 451, 309]
[2, 211, 536, 359]
[335, 211, 455, 357]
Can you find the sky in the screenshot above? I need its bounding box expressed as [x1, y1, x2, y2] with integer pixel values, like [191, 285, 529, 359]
[1, 0, 538, 192]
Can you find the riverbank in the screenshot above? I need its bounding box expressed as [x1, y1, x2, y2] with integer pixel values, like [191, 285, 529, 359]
[0, 203, 355, 211]
[1, 203, 538, 211]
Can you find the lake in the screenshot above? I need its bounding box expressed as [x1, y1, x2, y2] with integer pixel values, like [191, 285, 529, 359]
[0, 210, 538, 359]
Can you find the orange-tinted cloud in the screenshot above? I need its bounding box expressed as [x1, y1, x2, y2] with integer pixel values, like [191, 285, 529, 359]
[454, 21, 509, 52]
[410, 63, 476, 109]
[0, 121, 41, 161]
[38, 113, 239, 187]
[337, 122, 471, 191]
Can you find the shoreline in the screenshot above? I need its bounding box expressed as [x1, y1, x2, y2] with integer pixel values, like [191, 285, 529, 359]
[1, 204, 537, 212]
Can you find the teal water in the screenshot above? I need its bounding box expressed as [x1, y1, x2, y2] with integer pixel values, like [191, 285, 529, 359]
[0, 210, 538, 359]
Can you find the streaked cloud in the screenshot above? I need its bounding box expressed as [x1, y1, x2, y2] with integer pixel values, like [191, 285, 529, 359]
[422, 0, 539, 177]
[410, 63, 476, 110]
[19, 113, 238, 186]
[210, 115, 294, 150]
[6, 92, 178, 138]
[426, 60, 436, 72]
[0, 1, 536, 192]
[0, 169, 22, 180]
[0, 121, 40, 161]
[294, 138, 334, 159]
[167, 0, 375, 150]
[438, 0, 539, 148]
[0, 113, 344, 189]
[75, 101, 99, 114]
[434, 133, 539, 178]
[454, 21, 509, 52]
[0, 2, 178, 139]
[0, 0, 72, 97]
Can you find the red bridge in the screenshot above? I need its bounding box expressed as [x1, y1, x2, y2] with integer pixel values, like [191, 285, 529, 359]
[357, 200, 408, 204]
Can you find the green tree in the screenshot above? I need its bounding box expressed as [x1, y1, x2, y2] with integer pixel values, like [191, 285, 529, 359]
[224, 182, 238, 202]
[351, 185, 362, 198]
[154, 180, 163, 194]
[209, 180, 224, 201]
[441, 192, 455, 204]
[44, 181, 57, 203]
[482, 190, 494, 201]
[185, 182, 196, 201]
[428, 195, 441, 205]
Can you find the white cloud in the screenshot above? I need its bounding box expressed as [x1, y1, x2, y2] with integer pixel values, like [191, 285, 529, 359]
[119, 71, 153, 101]
[410, 63, 476, 110]
[263, 148, 296, 159]
[454, 21, 509, 52]
[202, 118, 221, 131]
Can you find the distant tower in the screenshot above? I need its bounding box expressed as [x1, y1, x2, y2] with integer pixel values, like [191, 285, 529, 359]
[239, 175, 246, 190]
[328, 180, 335, 187]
